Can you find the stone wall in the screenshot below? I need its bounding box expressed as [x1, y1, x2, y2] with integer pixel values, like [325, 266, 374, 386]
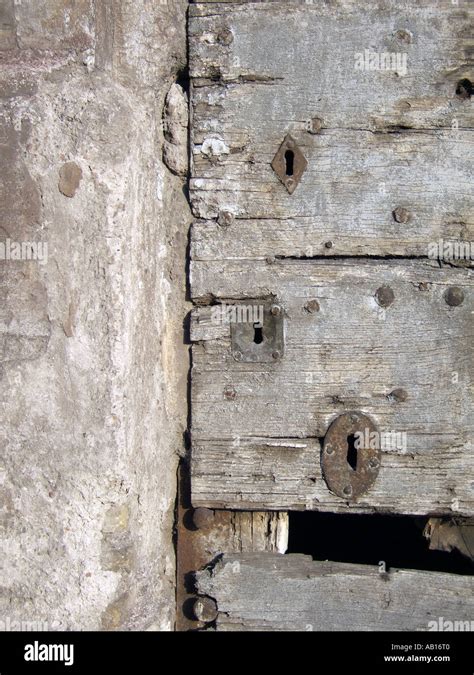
[0, 0, 190, 630]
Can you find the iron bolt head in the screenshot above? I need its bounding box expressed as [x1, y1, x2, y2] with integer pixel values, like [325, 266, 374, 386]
[325, 445, 334, 455]
[395, 29, 413, 44]
[444, 286, 464, 307]
[192, 507, 214, 530]
[389, 388, 408, 403]
[375, 285, 395, 308]
[393, 207, 411, 224]
[368, 458, 380, 470]
[325, 240, 333, 249]
[271, 304, 282, 316]
[193, 597, 218, 623]
[224, 385, 236, 401]
[218, 29, 233, 45]
[272, 350, 281, 360]
[305, 299, 320, 313]
[308, 117, 323, 134]
[218, 211, 234, 227]
[233, 351, 243, 361]
[343, 485, 353, 498]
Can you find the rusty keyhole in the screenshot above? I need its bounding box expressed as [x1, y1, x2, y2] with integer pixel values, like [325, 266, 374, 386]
[321, 412, 381, 501]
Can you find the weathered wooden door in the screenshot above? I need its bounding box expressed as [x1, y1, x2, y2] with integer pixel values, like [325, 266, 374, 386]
[187, 0, 473, 630]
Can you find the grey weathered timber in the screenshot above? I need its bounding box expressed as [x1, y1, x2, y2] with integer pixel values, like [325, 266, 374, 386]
[196, 552, 474, 631]
[191, 259, 474, 515]
[189, 2, 474, 516]
[189, 2, 473, 255]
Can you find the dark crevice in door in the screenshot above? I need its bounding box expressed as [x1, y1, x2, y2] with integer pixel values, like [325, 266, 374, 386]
[287, 512, 473, 575]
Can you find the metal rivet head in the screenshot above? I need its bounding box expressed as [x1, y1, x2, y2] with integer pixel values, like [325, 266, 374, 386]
[224, 385, 236, 401]
[368, 458, 380, 470]
[305, 299, 320, 313]
[444, 286, 464, 307]
[393, 207, 411, 224]
[218, 29, 233, 45]
[192, 507, 214, 530]
[395, 29, 412, 44]
[192, 597, 218, 623]
[375, 285, 395, 308]
[350, 414, 359, 424]
[389, 388, 408, 403]
[233, 351, 243, 361]
[325, 445, 334, 455]
[343, 485, 353, 497]
[325, 241, 333, 249]
[272, 350, 281, 360]
[218, 211, 234, 227]
[265, 256, 275, 265]
[307, 117, 323, 135]
[271, 304, 282, 317]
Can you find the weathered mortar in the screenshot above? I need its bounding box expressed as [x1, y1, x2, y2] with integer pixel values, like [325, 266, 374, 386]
[0, 0, 190, 630]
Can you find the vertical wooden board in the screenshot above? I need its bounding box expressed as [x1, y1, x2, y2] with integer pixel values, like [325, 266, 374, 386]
[196, 552, 474, 631]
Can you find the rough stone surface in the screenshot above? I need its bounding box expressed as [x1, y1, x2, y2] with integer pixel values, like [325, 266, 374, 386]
[163, 83, 189, 177]
[0, 0, 190, 631]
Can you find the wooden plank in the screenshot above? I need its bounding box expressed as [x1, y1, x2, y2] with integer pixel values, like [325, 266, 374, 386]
[196, 552, 474, 631]
[189, 2, 474, 253]
[191, 259, 474, 515]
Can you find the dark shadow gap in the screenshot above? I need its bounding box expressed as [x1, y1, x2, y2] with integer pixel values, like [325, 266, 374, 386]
[287, 512, 473, 575]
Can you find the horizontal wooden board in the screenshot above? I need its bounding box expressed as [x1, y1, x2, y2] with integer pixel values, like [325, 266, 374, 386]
[191, 259, 474, 515]
[189, 2, 474, 253]
[196, 552, 474, 631]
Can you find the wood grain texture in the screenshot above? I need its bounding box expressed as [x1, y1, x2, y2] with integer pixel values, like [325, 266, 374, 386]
[189, 2, 473, 254]
[191, 259, 474, 515]
[196, 552, 474, 631]
[189, 3, 474, 515]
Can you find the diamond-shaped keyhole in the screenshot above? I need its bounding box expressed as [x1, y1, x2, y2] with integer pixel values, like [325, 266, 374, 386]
[271, 134, 307, 194]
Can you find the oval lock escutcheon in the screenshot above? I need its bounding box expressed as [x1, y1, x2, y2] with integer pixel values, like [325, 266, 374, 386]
[321, 412, 381, 501]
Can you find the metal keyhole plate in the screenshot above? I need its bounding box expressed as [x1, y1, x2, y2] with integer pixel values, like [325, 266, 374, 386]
[322, 412, 381, 501]
[271, 134, 307, 194]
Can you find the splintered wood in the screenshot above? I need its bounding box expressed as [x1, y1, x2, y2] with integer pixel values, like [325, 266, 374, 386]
[189, 2, 474, 515]
[196, 553, 474, 631]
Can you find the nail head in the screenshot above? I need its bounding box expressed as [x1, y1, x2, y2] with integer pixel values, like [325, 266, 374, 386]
[444, 287, 464, 307]
[375, 285, 395, 308]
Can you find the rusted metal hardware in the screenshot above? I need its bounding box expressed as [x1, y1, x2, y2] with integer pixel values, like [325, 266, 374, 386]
[271, 134, 307, 194]
[231, 302, 284, 362]
[304, 299, 320, 313]
[192, 597, 218, 623]
[392, 207, 411, 223]
[321, 412, 381, 501]
[375, 285, 395, 308]
[176, 462, 289, 631]
[445, 286, 464, 307]
[307, 117, 323, 134]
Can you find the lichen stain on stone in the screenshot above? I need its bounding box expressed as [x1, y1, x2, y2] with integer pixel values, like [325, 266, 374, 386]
[58, 161, 82, 198]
